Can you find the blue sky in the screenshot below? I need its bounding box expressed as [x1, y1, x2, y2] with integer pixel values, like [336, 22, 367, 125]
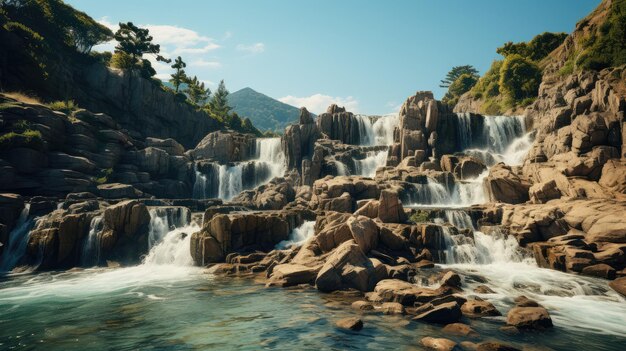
[67, 0, 599, 115]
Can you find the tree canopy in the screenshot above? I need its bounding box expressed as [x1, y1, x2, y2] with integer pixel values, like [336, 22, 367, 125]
[498, 54, 541, 101]
[209, 80, 232, 119]
[497, 32, 568, 61]
[112, 22, 170, 77]
[169, 56, 187, 93]
[439, 65, 479, 88]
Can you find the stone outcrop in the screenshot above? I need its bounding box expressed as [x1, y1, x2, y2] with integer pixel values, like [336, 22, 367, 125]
[282, 108, 321, 183]
[316, 104, 364, 145]
[190, 210, 307, 264]
[483, 163, 530, 204]
[189, 131, 255, 163]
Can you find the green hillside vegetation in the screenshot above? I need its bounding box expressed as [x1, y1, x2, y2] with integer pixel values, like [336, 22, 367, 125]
[0, 0, 262, 137]
[560, 0, 626, 74]
[466, 32, 567, 114]
[227, 87, 302, 132]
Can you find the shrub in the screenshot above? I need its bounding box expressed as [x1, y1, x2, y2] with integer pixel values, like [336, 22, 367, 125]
[110, 51, 135, 69]
[0, 129, 43, 151]
[48, 100, 77, 114]
[443, 73, 478, 106]
[409, 210, 430, 224]
[94, 168, 113, 185]
[498, 54, 542, 101]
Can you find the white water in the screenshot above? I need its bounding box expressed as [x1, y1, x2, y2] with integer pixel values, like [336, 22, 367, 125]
[193, 138, 286, 201]
[0, 204, 34, 272]
[355, 114, 398, 147]
[354, 150, 388, 178]
[80, 216, 103, 267]
[334, 160, 350, 176]
[275, 221, 316, 249]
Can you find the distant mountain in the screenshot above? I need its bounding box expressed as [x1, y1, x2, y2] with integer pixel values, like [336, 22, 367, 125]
[227, 87, 302, 132]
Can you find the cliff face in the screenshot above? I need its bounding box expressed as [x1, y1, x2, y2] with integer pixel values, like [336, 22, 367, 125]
[0, 29, 221, 150]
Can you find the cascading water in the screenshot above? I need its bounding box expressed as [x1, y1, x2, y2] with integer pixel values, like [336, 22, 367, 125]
[334, 159, 350, 176]
[193, 137, 287, 200]
[80, 216, 104, 267]
[353, 150, 387, 178]
[354, 115, 376, 146]
[275, 221, 316, 249]
[0, 204, 34, 272]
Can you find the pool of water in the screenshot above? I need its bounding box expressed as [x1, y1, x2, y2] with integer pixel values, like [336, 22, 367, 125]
[1, 265, 625, 350]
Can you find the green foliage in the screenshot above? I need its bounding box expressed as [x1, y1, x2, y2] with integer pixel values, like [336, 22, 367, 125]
[48, 100, 77, 114]
[470, 60, 503, 99]
[94, 168, 113, 185]
[440, 65, 479, 88]
[169, 56, 188, 93]
[409, 210, 430, 224]
[3, 0, 112, 53]
[210, 80, 232, 119]
[89, 51, 112, 65]
[184, 76, 211, 106]
[482, 99, 503, 115]
[575, 0, 626, 71]
[262, 130, 281, 138]
[498, 54, 542, 101]
[497, 32, 568, 61]
[0, 129, 43, 151]
[113, 22, 170, 77]
[442, 73, 478, 107]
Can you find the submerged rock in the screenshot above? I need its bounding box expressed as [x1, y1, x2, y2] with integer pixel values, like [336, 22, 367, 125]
[335, 317, 363, 331]
[506, 307, 553, 330]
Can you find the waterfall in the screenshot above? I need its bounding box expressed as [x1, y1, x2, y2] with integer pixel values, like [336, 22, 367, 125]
[192, 138, 286, 201]
[444, 210, 474, 230]
[454, 114, 530, 166]
[144, 207, 197, 266]
[334, 160, 350, 176]
[406, 178, 453, 206]
[0, 205, 34, 272]
[353, 150, 388, 177]
[275, 221, 316, 249]
[81, 216, 103, 267]
[440, 227, 528, 265]
[355, 115, 376, 146]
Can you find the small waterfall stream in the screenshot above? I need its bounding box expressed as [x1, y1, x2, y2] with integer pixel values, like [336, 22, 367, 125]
[81, 216, 104, 267]
[275, 221, 316, 249]
[193, 137, 286, 200]
[0, 205, 34, 272]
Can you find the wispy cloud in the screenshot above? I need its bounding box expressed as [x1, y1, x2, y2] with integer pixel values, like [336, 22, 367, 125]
[236, 42, 265, 54]
[279, 94, 359, 114]
[191, 59, 221, 68]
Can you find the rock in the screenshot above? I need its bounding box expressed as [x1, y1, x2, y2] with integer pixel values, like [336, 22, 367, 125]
[336, 317, 363, 331]
[266, 263, 318, 287]
[413, 301, 462, 324]
[506, 307, 553, 329]
[316, 240, 379, 292]
[585, 213, 626, 243]
[474, 285, 496, 294]
[581, 263, 616, 279]
[453, 157, 486, 181]
[190, 131, 254, 162]
[476, 342, 521, 351]
[346, 216, 379, 253]
[381, 302, 405, 315]
[232, 177, 295, 210]
[513, 296, 540, 308]
[483, 163, 530, 204]
[440, 271, 462, 289]
[97, 183, 141, 199]
[420, 337, 458, 351]
[377, 189, 407, 223]
[145, 137, 185, 156]
[374, 279, 426, 306]
[609, 277, 626, 297]
[351, 300, 374, 311]
[310, 176, 379, 212]
[461, 300, 501, 317]
[529, 180, 561, 204]
[599, 160, 626, 195]
[442, 323, 479, 338]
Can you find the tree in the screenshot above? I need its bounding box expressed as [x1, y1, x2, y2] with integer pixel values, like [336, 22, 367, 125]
[210, 80, 232, 118]
[112, 22, 170, 77]
[497, 32, 568, 61]
[440, 65, 479, 88]
[498, 54, 541, 100]
[184, 76, 211, 106]
[169, 56, 187, 93]
[442, 73, 478, 107]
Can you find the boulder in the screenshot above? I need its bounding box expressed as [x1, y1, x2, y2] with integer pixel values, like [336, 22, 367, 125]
[483, 163, 530, 204]
[453, 157, 486, 181]
[266, 263, 318, 287]
[335, 317, 363, 331]
[609, 277, 626, 297]
[97, 183, 141, 199]
[413, 301, 462, 324]
[315, 240, 379, 292]
[442, 323, 479, 338]
[190, 131, 254, 162]
[381, 302, 405, 315]
[377, 190, 407, 223]
[420, 337, 458, 351]
[345, 216, 379, 253]
[505, 307, 553, 329]
[461, 300, 501, 317]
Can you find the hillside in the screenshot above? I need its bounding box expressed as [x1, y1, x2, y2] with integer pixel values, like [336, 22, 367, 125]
[227, 87, 302, 132]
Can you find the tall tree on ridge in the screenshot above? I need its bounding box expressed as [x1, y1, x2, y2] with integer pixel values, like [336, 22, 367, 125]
[210, 79, 232, 119]
[440, 65, 479, 88]
[170, 56, 187, 93]
[112, 22, 170, 77]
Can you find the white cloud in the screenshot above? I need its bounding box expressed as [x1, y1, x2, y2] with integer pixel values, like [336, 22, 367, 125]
[236, 42, 265, 54]
[191, 59, 221, 68]
[173, 43, 220, 55]
[279, 94, 359, 114]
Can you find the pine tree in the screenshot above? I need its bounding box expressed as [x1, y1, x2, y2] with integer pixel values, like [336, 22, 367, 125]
[184, 76, 211, 106]
[439, 65, 479, 88]
[169, 56, 187, 92]
[210, 80, 232, 119]
[113, 22, 170, 77]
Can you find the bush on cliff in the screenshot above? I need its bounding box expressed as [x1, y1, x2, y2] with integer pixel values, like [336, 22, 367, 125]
[498, 54, 542, 101]
[442, 73, 478, 107]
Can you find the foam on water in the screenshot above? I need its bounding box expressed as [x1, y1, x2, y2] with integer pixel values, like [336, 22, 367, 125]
[353, 150, 388, 177]
[275, 221, 316, 249]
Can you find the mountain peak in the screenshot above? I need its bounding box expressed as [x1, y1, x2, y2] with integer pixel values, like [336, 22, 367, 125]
[227, 88, 300, 132]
